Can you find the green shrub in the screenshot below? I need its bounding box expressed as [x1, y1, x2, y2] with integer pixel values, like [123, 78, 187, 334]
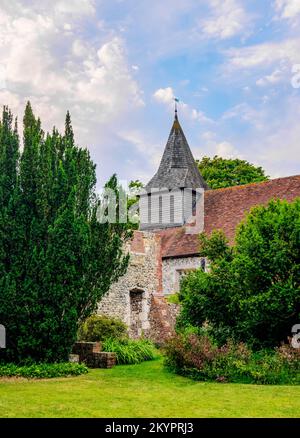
[102, 338, 157, 364]
[0, 362, 88, 379]
[0, 105, 130, 364]
[166, 294, 180, 305]
[78, 315, 127, 342]
[196, 155, 268, 190]
[164, 332, 300, 385]
[179, 199, 300, 349]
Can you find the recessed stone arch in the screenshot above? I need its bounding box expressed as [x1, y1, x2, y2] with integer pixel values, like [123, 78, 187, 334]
[129, 288, 145, 338]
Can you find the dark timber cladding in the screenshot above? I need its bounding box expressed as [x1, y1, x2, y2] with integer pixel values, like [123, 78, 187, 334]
[146, 111, 208, 191]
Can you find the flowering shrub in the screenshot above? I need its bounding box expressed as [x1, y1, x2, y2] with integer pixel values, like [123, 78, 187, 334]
[164, 332, 300, 385]
[277, 343, 300, 370]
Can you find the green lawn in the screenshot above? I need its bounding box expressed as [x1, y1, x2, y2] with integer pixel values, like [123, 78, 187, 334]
[0, 358, 299, 417]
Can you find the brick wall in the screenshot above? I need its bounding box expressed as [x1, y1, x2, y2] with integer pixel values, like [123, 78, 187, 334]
[147, 296, 180, 345]
[72, 342, 116, 368]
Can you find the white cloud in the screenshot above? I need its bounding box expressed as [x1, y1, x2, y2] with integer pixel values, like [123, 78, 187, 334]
[153, 87, 175, 104]
[1, 0, 298, 185]
[215, 141, 239, 158]
[118, 130, 162, 182]
[190, 108, 212, 123]
[153, 86, 212, 123]
[53, 0, 96, 17]
[256, 69, 285, 86]
[199, 0, 251, 40]
[197, 130, 242, 160]
[275, 0, 300, 20]
[226, 38, 300, 70]
[243, 96, 300, 178]
[216, 94, 300, 178]
[0, 2, 143, 138]
[74, 37, 143, 117]
[201, 131, 216, 141]
[72, 39, 89, 57]
[222, 102, 262, 126]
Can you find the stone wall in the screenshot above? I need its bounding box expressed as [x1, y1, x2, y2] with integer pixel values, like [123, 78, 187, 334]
[98, 231, 162, 338]
[98, 231, 201, 343]
[162, 256, 204, 295]
[72, 342, 116, 368]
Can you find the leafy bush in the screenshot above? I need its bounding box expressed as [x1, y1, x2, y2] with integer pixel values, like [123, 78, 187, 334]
[0, 362, 88, 379]
[179, 199, 300, 349]
[0, 104, 130, 363]
[102, 338, 157, 364]
[164, 332, 300, 385]
[196, 155, 268, 189]
[78, 315, 128, 342]
[166, 294, 180, 305]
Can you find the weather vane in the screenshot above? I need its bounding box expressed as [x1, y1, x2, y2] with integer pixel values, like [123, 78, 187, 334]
[174, 97, 179, 115]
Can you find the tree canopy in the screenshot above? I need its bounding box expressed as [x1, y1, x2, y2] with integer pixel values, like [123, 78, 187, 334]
[196, 155, 269, 189]
[0, 103, 130, 363]
[178, 198, 300, 349]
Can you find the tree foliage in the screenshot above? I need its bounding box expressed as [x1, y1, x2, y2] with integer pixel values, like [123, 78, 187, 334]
[128, 180, 143, 225]
[0, 103, 130, 363]
[196, 155, 269, 189]
[179, 199, 300, 348]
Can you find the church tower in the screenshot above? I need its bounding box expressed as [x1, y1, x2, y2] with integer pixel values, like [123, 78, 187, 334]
[140, 109, 208, 231]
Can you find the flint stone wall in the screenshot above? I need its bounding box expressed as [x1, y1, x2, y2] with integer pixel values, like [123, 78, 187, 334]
[98, 231, 162, 338]
[162, 256, 203, 295]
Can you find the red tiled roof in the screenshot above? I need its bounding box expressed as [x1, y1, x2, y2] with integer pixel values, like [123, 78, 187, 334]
[157, 175, 300, 258]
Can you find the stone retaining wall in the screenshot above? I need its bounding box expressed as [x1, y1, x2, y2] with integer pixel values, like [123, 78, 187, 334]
[72, 342, 116, 369]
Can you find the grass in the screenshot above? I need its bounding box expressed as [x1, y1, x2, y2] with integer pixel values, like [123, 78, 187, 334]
[0, 357, 299, 417]
[102, 338, 157, 364]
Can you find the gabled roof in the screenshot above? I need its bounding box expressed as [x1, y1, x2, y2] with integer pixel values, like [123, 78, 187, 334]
[158, 175, 300, 258]
[146, 112, 208, 190]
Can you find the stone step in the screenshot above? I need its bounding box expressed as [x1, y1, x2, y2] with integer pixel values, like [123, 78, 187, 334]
[71, 341, 116, 368]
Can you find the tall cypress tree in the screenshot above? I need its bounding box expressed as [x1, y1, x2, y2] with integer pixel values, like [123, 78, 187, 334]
[0, 107, 21, 359]
[0, 104, 130, 363]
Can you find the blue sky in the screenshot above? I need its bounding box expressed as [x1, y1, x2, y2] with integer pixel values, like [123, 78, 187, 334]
[0, 0, 300, 187]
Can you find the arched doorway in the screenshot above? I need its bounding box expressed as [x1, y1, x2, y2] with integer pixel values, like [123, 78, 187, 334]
[129, 288, 144, 338]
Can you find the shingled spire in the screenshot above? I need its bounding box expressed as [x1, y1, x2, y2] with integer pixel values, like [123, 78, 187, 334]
[139, 110, 208, 230]
[146, 111, 208, 191]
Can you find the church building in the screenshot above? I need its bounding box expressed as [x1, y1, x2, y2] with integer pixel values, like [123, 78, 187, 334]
[98, 111, 300, 343]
